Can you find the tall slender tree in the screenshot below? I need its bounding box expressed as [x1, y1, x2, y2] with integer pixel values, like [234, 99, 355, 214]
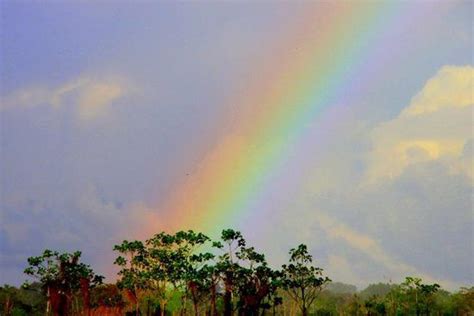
[215, 229, 246, 316]
[113, 240, 148, 316]
[281, 244, 330, 316]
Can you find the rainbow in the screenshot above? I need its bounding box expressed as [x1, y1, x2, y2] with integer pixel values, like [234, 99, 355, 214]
[148, 1, 453, 237]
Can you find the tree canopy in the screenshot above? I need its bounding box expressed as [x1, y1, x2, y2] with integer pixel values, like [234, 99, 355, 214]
[3, 229, 470, 316]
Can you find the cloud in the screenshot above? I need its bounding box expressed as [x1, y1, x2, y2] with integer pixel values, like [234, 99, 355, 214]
[1, 75, 130, 121]
[77, 82, 124, 120]
[315, 211, 461, 289]
[400, 66, 473, 117]
[326, 255, 364, 286]
[267, 65, 473, 290]
[0, 184, 156, 285]
[367, 65, 473, 182]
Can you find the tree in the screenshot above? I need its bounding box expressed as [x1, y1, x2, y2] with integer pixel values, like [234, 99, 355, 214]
[215, 229, 246, 316]
[194, 262, 220, 316]
[113, 240, 149, 315]
[24, 250, 103, 316]
[90, 283, 125, 315]
[359, 283, 395, 300]
[326, 282, 357, 295]
[364, 295, 386, 316]
[185, 262, 217, 316]
[233, 246, 280, 315]
[450, 287, 474, 315]
[115, 231, 214, 316]
[145, 232, 179, 316]
[399, 277, 440, 316]
[213, 229, 281, 316]
[0, 282, 46, 316]
[165, 230, 213, 316]
[281, 244, 330, 316]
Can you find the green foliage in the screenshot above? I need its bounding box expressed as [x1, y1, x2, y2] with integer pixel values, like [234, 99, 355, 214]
[90, 284, 125, 308]
[113, 230, 217, 315]
[113, 240, 149, 293]
[211, 229, 284, 315]
[281, 244, 331, 315]
[22, 249, 103, 316]
[325, 282, 357, 295]
[11, 229, 473, 316]
[360, 282, 396, 299]
[397, 276, 440, 315]
[24, 249, 103, 293]
[0, 283, 46, 316]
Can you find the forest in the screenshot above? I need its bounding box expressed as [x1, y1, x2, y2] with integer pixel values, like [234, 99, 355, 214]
[1, 229, 472, 316]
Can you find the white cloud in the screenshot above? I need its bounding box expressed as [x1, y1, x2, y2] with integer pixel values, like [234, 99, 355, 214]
[367, 65, 473, 182]
[401, 66, 473, 117]
[77, 82, 124, 120]
[1, 75, 130, 121]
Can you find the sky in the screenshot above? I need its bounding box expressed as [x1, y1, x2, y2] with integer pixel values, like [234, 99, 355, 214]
[0, 1, 472, 290]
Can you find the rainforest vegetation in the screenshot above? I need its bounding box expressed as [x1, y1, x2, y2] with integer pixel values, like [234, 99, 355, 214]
[1, 229, 472, 316]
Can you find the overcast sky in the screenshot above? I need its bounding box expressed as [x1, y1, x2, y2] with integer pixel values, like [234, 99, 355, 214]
[0, 1, 472, 290]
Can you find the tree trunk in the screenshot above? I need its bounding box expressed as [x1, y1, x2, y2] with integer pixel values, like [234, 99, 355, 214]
[210, 284, 217, 316]
[301, 287, 307, 316]
[4, 296, 13, 316]
[188, 282, 199, 316]
[193, 301, 199, 316]
[224, 290, 232, 316]
[80, 278, 91, 316]
[302, 306, 308, 316]
[160, 302, 166, 316]
[46, 286, 51, 316]
[49, 285, 64, 316]
[180, 294, 186, 316]
[224, 272, 233, 316]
